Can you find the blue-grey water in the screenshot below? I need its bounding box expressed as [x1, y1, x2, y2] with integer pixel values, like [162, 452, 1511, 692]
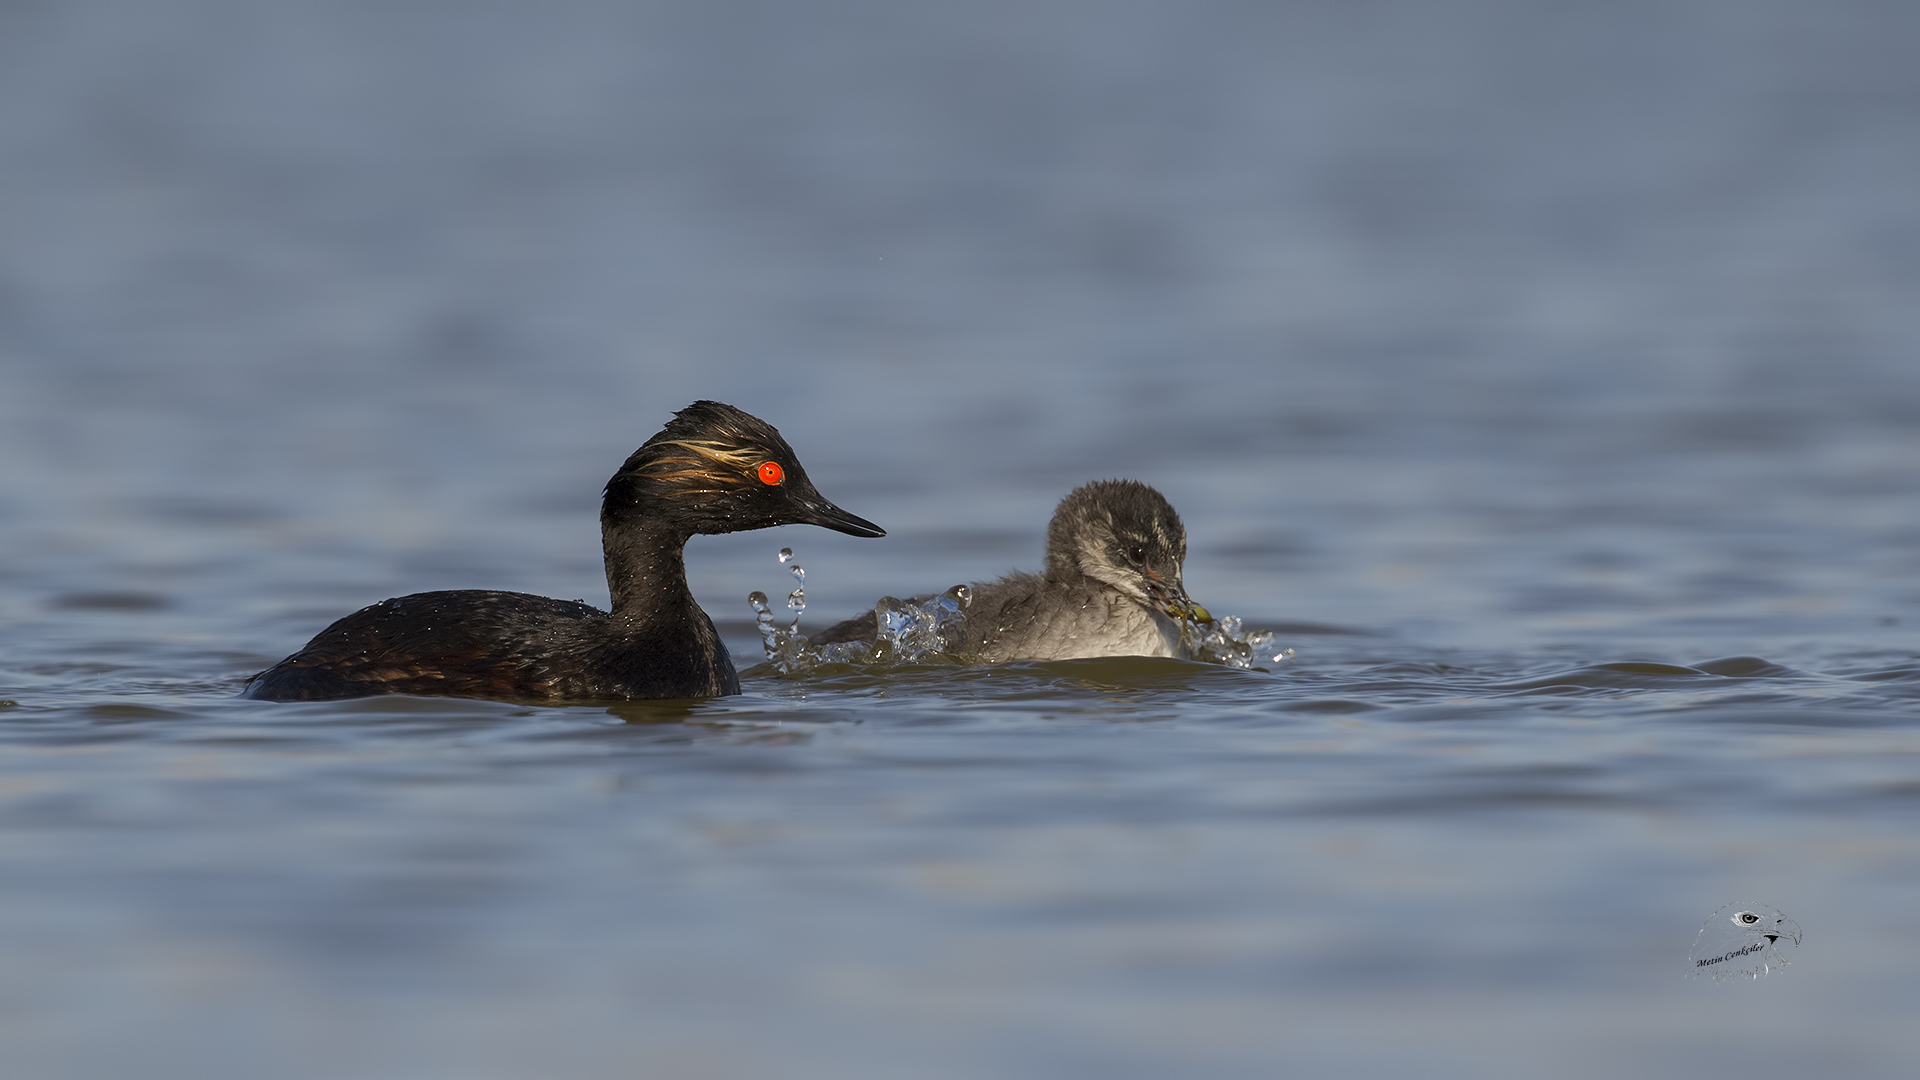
[3, 2, 1919, 1076]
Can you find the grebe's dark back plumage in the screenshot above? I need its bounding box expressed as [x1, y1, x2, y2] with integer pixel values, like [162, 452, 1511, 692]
[244, 401, 883, 703]
[814, 479, 1197, 662]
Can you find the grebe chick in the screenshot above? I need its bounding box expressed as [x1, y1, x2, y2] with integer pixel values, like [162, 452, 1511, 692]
[245, 401, 883, 703]
[814, 479, 1202, 662]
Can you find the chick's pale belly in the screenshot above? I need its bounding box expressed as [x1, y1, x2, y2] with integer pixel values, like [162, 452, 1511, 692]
[974, 590, 1186, 662]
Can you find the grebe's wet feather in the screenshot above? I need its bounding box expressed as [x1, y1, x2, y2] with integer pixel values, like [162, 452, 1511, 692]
[815, 480, 1195, 662]
[245, 401, 883, 703]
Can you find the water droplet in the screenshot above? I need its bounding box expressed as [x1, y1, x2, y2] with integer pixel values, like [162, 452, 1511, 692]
[750, 547, 824, 672]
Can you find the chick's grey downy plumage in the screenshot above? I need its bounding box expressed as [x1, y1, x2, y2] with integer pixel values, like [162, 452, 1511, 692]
[814, 480, 1196, 661]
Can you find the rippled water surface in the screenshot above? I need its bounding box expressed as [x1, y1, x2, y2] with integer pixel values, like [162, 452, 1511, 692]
[4, 2, 1920, 1077]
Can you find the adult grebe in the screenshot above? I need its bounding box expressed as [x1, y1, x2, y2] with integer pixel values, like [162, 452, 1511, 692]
[245, 401, 883, 702]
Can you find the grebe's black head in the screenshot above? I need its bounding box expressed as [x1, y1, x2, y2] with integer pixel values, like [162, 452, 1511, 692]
[1044, 480, 1198, 619]
[604, 401, 884, 538]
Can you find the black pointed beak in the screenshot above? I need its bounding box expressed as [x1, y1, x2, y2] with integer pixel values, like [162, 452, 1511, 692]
[792, 488, 885, 538]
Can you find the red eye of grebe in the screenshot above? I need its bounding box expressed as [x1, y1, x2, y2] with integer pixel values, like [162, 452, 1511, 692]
[757, 461, 785, 486]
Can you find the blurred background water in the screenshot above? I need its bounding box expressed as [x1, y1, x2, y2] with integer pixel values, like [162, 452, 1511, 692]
[2, 1, 1918, 1076]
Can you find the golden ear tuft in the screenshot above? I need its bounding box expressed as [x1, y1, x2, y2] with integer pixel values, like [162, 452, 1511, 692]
[639, 440, 766, 494]
[652, 440, 765, 469]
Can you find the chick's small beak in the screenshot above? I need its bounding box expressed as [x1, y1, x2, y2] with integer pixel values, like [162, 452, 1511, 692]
[1144, 570, 1211, 623]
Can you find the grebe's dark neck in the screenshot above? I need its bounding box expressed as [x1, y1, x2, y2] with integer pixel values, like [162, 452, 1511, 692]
[601, 514, 697, 616]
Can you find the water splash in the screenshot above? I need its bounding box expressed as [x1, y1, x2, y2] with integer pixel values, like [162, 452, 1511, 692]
[750, 549, 973, 672]
[750, 548, 817, 674]
[780, 547, 805, 639]
[1181, 613, 1295, 670]
[866, 584, 972, 663]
